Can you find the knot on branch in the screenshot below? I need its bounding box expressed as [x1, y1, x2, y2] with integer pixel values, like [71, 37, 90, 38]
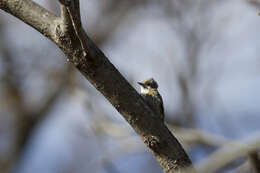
[66, 49, 84, 67]
[144, 135, 161, 151]
[55, 24, 72, 48]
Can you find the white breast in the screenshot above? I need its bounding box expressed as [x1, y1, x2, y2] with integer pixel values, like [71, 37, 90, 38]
[140, 86, 149, 94]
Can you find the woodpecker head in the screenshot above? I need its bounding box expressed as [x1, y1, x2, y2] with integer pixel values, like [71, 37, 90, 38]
[138, 78, 158, 94]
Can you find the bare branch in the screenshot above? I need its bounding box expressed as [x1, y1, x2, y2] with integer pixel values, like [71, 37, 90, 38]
[247, 0, 260, 7]
[197, 132, 260, 173]
[230, 161, 250, 173]
[0, 1, 196, 172]
[248, 152, 260, 173]
[168, 125, 229, 147]
[0, 0, 60, 42]
[60, 5, 71, 28]
[60, 0, 87, 57]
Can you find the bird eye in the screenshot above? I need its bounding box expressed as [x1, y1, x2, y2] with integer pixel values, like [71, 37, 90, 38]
[147, 83, 152, 88]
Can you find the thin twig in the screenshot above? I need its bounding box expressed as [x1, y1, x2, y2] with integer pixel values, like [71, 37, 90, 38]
[197, 132, 260, 173]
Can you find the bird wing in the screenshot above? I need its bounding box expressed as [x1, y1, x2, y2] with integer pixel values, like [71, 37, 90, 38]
[158, 93, 164, 120]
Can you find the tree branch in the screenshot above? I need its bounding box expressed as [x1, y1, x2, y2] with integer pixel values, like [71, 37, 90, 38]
[196, 132, 260, 173]
[248, 152, 260, 173]
[168, 125, 229, 147]
[0, 1, 195, 172]
[0, 0, 60, 42]
[59, 0, 87, 56]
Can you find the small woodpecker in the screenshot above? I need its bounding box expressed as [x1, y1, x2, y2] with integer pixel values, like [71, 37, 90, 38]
[138, 78, 164, 121]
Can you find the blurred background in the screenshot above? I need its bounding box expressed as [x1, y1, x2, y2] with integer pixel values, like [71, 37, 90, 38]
[1, 0, 260, 172]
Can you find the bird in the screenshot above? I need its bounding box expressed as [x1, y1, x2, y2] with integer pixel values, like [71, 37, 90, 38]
[138, 78, 164, 121]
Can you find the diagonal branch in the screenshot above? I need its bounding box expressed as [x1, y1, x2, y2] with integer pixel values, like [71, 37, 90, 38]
[0, 1, 195, 172]
[197, 132, 260, 173]
[0, 0, 60, 42]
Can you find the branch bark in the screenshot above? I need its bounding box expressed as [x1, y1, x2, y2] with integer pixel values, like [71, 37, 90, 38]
[0, 1, 195, 172]
[248, 152, 260, 173]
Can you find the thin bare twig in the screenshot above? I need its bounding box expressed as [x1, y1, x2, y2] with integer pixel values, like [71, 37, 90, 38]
[197, 132, 260, 173]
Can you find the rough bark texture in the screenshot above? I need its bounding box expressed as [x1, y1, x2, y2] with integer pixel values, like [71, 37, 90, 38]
[249, 153, 260, 173]
[0, 1, 196, 172]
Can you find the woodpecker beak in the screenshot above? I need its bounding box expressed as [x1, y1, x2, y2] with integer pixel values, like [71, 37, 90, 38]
[137, 82, 144, 87]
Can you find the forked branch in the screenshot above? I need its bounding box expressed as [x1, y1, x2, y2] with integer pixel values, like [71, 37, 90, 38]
[0, 0, 195, 172]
